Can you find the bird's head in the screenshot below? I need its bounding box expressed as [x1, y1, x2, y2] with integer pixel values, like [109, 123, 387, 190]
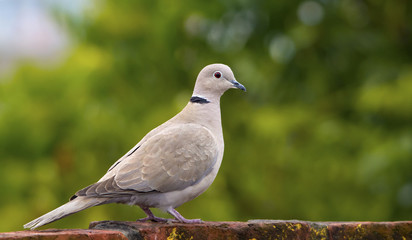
[192, 64, 246, 101]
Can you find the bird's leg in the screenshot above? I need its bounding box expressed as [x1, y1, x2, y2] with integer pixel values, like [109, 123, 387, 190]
[137, 207, 169, 222]
[167, 208, 203, 224]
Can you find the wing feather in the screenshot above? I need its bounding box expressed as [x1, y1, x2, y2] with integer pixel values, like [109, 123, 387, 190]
[71, 123, 218, 198]
[115, 124, 218, 193]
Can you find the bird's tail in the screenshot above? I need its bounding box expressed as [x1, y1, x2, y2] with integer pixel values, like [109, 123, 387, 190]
[24, 197, 107, 230]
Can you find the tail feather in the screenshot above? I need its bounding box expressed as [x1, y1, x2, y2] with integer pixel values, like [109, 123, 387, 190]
[24, 197, 106, 230]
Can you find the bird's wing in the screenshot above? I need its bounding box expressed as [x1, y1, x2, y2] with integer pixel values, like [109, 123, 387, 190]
[114, 123, 219, 192]
[73, 123, 218, 198]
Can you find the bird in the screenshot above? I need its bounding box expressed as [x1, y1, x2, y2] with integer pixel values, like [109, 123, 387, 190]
[24, 63, 246, 230]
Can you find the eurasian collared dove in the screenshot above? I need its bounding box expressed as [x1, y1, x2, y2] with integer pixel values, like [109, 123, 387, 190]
[24, 63, 246, 229]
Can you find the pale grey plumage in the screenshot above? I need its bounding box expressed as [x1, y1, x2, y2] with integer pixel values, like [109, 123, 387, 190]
[115, 124, 218, 192]
[24, 63, 246, 229]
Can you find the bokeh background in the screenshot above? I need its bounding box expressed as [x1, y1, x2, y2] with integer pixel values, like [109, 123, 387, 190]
[1, 0, 411, 232]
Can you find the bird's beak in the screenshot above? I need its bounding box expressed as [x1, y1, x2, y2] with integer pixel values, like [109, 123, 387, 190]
[230, 80, 246, 92]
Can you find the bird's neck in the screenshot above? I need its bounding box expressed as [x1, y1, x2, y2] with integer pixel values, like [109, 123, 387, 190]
[186, 97, 222, 127]
[177, 97, 223, 144]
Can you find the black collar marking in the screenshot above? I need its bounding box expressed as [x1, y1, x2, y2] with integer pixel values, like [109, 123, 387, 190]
[190, 96, 210, 104]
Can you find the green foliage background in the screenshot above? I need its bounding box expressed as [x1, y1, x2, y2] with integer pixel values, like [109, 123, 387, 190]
[1, 0, 412, 231]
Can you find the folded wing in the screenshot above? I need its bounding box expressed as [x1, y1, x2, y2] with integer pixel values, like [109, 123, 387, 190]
[74, 124, 218, 198]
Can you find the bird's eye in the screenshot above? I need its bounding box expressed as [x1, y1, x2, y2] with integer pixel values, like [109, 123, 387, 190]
[213, 71, 222, 79]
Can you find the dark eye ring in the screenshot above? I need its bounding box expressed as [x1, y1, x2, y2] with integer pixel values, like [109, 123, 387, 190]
[213, 71, 222, 79]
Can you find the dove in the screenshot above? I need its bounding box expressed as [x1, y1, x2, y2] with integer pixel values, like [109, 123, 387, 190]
[24, 63, 246, 229]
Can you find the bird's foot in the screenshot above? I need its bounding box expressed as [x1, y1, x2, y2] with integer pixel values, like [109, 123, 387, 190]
[167, 208, 204, 224]
[179, 218, 203, 224]
[138, 207, 169, 222]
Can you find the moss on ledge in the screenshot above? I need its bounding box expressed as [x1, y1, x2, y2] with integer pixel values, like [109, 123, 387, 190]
[2, 220, 411, 240]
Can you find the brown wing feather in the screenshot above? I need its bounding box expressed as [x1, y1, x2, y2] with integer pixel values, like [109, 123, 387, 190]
[71, 176, 140, 200]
